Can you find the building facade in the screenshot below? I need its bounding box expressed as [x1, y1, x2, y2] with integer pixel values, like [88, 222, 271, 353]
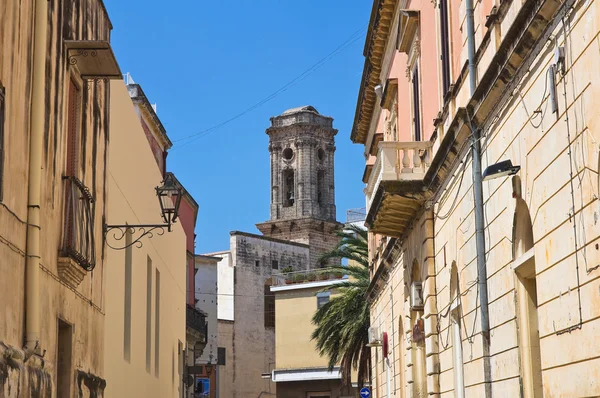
[192, 254, 220, 398]
[103, 79, 189, 397]
[0, 0, 119, 396]
[352, 0, 600, 397]
[271, 275, 358, 398]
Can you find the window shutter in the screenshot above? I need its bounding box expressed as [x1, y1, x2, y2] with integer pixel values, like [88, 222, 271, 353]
[66, 79, 79, 176]
[0, 85, 5, 201]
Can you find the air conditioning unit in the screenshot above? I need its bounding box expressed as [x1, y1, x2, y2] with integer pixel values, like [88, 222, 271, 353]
[411, 281, 424, 310]
[367, 326, 382, 347]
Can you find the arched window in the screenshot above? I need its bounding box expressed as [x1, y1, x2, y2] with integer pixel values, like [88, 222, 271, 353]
[449, 262, 465, 398]
[512, 176, 543, 398]
[410, 259, 427, 397]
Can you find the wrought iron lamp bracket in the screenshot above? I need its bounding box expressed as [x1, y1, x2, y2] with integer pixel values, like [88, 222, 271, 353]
[103, 224, 169, 251]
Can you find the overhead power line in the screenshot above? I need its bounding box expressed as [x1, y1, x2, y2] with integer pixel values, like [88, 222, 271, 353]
[172, 23, 368, 148]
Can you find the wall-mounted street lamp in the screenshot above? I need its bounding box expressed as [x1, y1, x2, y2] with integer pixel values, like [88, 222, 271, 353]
[104, 173, 183, 250]
[482, 160, 521, 181]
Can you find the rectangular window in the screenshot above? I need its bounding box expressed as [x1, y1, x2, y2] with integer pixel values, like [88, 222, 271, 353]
[255, 260, 260, 267]
[272, 260, 279, 270]
[440, 0, 451, 98]
[217, 347, 226, 365]
[155, 269, 161, 377]
[146, 256, 153, 373]
[66, 79, 81, 176]
[57, 319, 73, 398]
[124, 230, 132, 362]
[412, 65, 422, 141]
[264, 283, 275, 328]
[0, 84, 5, 201]
[317, 292, 331, 309]
[317, 170, 325, 205]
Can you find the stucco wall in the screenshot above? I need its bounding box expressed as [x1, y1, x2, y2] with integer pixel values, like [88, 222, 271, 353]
[0, 1, 111, 396]
[195, 258, 219, 364]
[273, 284, 338, 370]
[103, 81, 187, 398]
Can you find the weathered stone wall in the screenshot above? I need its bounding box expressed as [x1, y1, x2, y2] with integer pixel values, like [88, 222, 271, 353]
[226, 232, 310, 398]
[0, 0, 111, 396]
[266, 108, 337, 223]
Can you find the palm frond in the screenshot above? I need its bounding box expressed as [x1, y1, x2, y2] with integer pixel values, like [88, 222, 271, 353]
[311, 224, 371, 387]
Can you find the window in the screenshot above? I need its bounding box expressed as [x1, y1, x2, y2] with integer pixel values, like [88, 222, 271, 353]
[317, 170, 325, 205]
[439, 0, 451, 98]
[412, 65, 422, 141]
[155, 269, 161, 377]
[283, 169, 295, 207]
[264, 280, 275, 328]
[124, 230, 132, 361]
[217, 347, 226, 365]
[272, 260, 279, 270]
[255, 260, 260, 267]
[66, 78, 81, 176]
[317, 292, 330, 309]
[146, 256, 153, 373]
[0, 84, 4, 201]
[57, 319, 73, 398]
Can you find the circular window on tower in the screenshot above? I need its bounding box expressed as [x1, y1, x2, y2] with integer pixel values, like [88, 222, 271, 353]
[282, 147, 294, 161]
[317, 148, 325, 162]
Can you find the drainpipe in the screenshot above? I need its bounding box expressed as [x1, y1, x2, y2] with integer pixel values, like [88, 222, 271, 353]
[465, 0, 492, 397]
[25, 0, 48, 352]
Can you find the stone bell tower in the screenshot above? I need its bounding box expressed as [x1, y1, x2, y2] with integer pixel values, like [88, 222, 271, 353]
[256, 106, 342, 268]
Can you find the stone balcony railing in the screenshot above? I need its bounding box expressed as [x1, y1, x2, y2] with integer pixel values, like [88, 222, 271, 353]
[365, 141, 433, 209]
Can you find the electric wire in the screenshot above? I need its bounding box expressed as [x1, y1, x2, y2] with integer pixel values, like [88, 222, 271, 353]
[171, 23, 368, 147]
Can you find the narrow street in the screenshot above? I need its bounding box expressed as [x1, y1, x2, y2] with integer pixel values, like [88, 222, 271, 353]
[0, 1, 599, 397]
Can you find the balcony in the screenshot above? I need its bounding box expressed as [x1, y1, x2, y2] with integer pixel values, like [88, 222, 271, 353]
[365, 141, 433, 237]
[186, 305, 207, 344]
[59, 176, 95, 287]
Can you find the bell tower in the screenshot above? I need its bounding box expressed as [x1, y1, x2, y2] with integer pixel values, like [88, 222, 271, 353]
[256, 106, 341, 268]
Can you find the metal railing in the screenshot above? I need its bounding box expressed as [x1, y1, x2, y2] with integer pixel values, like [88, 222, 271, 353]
[272, 269, 347, 286]
[61, 176, 96, 271]
[187, 305, 208, 343]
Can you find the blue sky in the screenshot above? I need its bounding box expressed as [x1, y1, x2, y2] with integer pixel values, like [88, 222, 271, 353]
[103, 1, 371, 253]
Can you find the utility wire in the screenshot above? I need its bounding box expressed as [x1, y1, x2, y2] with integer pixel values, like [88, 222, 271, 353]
[172, 23, 368, 147]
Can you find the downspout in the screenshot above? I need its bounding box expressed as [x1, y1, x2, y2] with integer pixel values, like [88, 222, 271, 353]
[25, 0, 48, 352]
[465, 0, 492, 397]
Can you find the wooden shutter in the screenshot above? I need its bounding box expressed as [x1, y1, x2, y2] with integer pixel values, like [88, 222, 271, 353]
[440, 0, 451, 97]
[66, 79, 79, 176]
[0, 85, 5, 201]
[413, 66, 422, 142]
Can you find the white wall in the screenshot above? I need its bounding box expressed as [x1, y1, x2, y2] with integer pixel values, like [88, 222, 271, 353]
[195, 260, 218, 364]
[204, 251, 234, 321]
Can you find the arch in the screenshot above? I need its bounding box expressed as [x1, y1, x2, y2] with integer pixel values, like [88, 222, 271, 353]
[511, 176, 543, 398]
[449, 261, 459, 307]
[512, 176, 534, 259]
[449, 262, 465, 398]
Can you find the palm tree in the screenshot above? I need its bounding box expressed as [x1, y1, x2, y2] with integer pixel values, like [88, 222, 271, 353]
[311, 224, 371, 388]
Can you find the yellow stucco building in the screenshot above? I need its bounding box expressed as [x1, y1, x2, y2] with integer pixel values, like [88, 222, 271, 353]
[103, 80, 187, 397]
[271, 272, 358, 398]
